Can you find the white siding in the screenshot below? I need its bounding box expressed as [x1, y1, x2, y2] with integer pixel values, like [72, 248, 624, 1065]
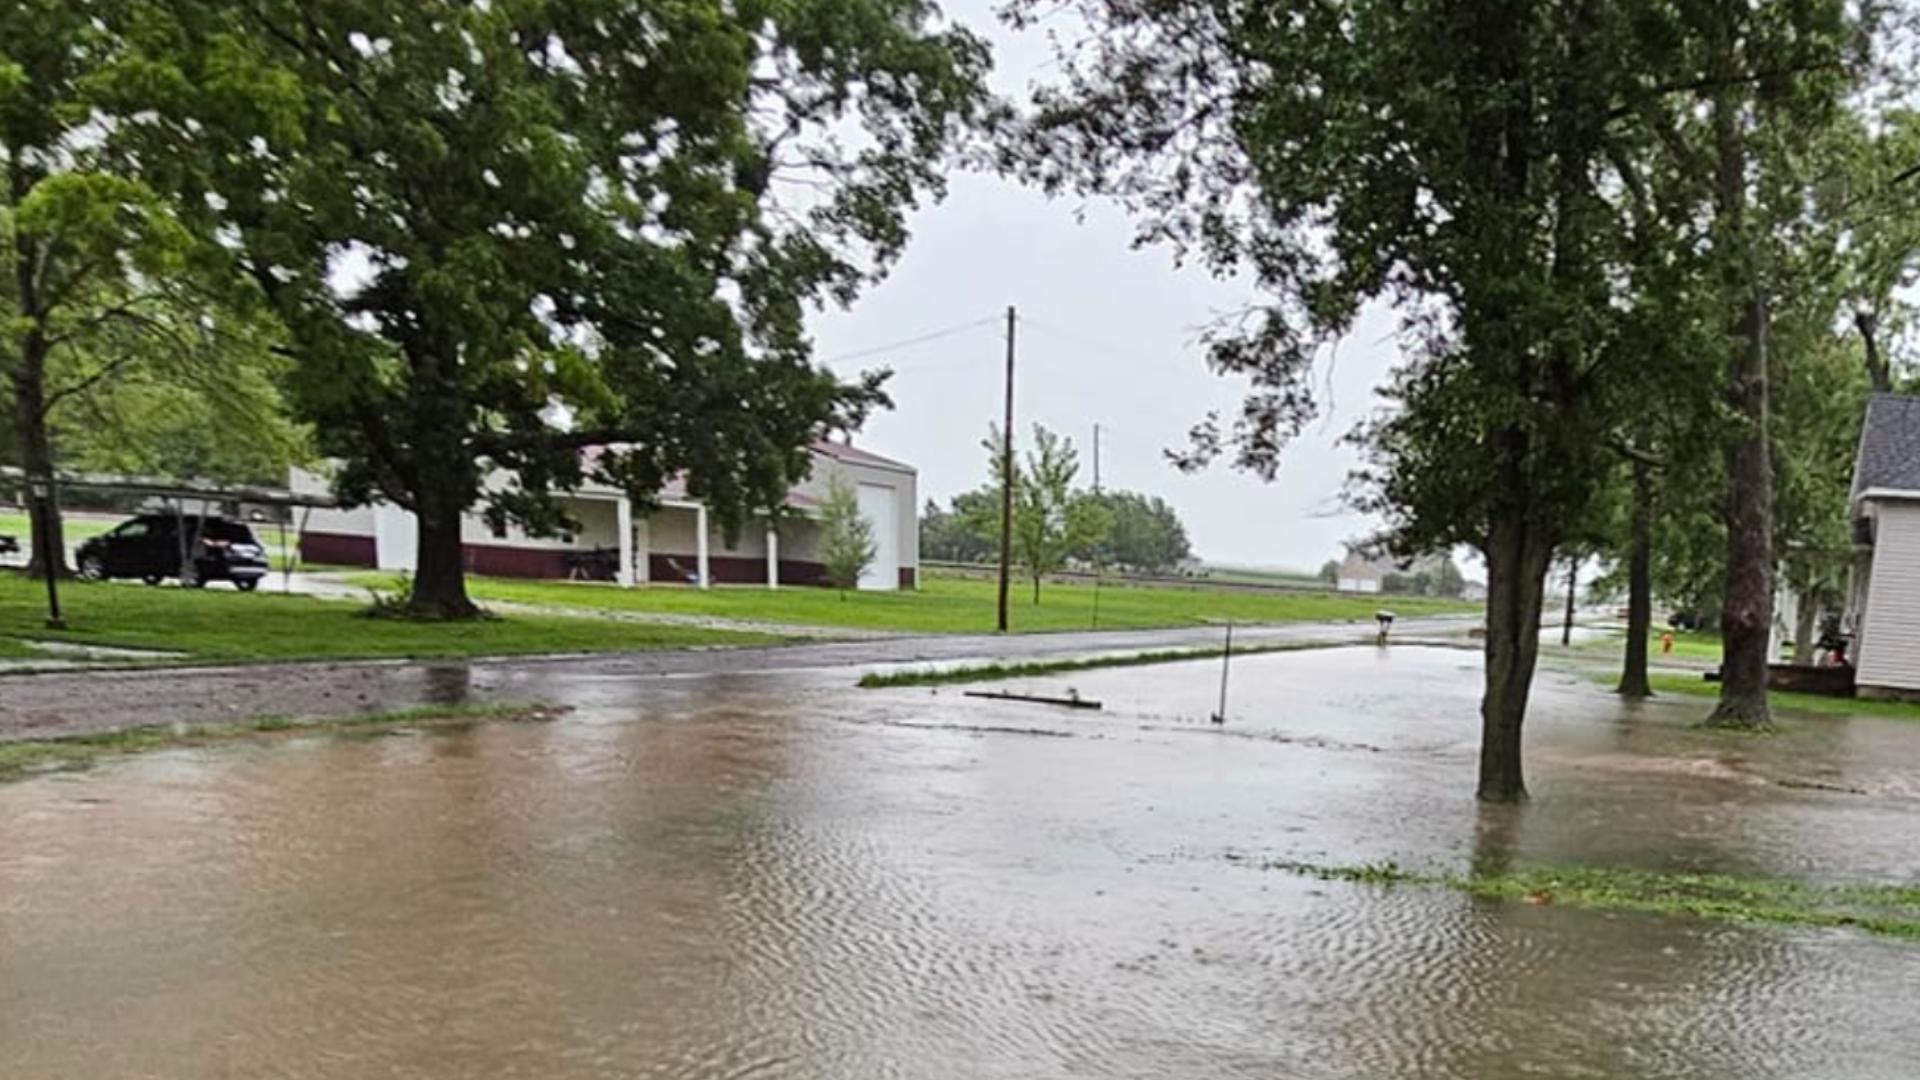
[1857, 502, 1920, 692]
[290, 466, 375, 536]
[793, 451, 917, 576]
[856, 483, 899, 591]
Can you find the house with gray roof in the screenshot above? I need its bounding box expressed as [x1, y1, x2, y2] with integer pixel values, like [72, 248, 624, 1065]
[1844, 394, 1920, 696]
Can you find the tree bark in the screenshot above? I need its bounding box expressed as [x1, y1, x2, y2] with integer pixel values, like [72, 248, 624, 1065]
[1618, 456, 1654, 698]
[1857, 309, 1890, 394]
[407, 492, 478, 618]
[1713, 288, 1775, 728]
[1708, 35, 1773, 730]
[392, 335, 483, 619]
[1479, 490, 1555, 803]
[8, 155, 69, 580]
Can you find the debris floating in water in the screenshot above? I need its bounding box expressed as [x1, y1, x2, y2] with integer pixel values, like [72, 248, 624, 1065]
[962, 688, 1103, 710]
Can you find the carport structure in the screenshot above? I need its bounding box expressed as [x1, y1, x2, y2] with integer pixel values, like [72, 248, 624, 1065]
[1, 466, 337, 626]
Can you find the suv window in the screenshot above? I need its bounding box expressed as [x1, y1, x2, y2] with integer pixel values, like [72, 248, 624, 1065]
[200, 519, 257, 543]
[114, 521, 151, 539]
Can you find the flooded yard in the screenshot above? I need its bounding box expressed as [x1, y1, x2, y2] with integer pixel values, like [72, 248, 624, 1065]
[4, 645, 1918, 1078]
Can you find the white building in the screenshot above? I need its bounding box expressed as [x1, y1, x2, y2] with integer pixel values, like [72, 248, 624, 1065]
[1844, 394, 1920, 697]
[1334, 550, 1387, 594]
[292, 441, 918, 590]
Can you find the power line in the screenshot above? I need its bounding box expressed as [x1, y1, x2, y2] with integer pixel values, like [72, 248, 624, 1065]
[819, 316, 1001, 365]
[1017, 314, 1200, 369]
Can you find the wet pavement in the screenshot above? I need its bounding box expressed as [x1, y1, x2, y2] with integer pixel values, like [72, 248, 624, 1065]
[0, 616, 1469, 742]
[4, 644, 1919, 1078]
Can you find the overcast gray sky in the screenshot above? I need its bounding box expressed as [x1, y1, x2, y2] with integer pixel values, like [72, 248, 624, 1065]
[805, 0, 1404, 571]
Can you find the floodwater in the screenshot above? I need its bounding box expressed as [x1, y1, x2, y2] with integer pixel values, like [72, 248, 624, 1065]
[4, 645, 1919, 1079]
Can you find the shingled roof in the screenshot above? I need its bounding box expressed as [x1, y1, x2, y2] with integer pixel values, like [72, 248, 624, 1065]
[1853, 394, 1920, 502]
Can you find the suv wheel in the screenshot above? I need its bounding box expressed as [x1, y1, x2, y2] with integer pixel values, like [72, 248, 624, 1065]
[78, 554, 107, 581]
[234, 578, 259, 592]
[142, 573, 163, 586]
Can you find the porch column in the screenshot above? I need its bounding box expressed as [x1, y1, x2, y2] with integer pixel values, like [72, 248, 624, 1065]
[615, 496, 635, 587]
[766, 525, 779, 590]
[695, 503, 711, 588]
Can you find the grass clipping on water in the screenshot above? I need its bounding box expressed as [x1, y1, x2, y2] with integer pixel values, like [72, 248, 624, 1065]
[859, 641, 1334, 688]
[0, 703, 561, 782]
[1260, 858, 1920, 939]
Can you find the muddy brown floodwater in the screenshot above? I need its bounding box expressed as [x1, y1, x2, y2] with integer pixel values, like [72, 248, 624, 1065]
[4, 645, 1919, 1079]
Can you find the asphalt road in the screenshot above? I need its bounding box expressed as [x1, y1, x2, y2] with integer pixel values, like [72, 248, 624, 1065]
[0, 616, 1476, 742]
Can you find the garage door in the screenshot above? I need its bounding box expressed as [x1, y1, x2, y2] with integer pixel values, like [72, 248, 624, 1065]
[856, 483, 898, 591]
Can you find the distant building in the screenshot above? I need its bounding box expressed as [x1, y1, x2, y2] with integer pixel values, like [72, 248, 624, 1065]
[292, 441, 919, 591]
[1335, 550, 1388, 594]
[1844, 394, 1920, 697]
[1333, 548, 1456, 595]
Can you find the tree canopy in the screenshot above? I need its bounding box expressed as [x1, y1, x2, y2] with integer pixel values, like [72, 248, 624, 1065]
[1011, 0, 1872, 798]
[121, 0, 992, 614]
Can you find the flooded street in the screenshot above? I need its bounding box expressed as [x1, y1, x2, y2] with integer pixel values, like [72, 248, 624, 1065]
[4, 645, 1919, 1078]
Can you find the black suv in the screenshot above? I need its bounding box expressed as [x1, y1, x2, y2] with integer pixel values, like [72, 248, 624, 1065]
[75, 515, 270, 590]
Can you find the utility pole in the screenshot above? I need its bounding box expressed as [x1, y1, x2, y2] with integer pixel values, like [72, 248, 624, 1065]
[996, 305, 1016, 633]
[1091, 422, 1103, 630]
[33, 472, 64, 630]
[1092, 423, 1101, 493]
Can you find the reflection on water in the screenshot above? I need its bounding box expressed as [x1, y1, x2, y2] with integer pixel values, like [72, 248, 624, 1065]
[2, 646, 1918, 1079]
[420, 663, 474, 707]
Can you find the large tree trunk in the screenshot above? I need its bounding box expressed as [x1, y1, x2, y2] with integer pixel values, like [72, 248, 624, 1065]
[1713, 292, 1775, 728]
[395, 340, 482, 619]
[407, 493, 478, 618]
[1708, 43, 1773, 730]
[1479, 501, 1555, 803]
[1618, 456, 1654, 698]
[11, 322, 67, 581]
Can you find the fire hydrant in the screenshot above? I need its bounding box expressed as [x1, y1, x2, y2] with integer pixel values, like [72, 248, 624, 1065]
[1660, 631, 1675, 655]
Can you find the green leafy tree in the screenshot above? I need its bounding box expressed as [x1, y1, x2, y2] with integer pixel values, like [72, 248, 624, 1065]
[134, 0, 991, 616]
[817, 475, 876, 592]
[967, 423, 1106, 604]
[1012, 0, 1868, 795]
[1011, 425, 1106, 604]
[1, 0, 229, 574]
[51, 302, 310, 485]
[1078, 490, 1192, 573]
[1317, 559, 1340, 586]
[1014, 0, 1666, 799]
[920, 493, 997, 563]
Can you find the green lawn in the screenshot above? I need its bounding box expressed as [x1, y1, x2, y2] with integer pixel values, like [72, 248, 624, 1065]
[1645, 671, 1920, 721]
[0, 510, 118, 546]
[341, 569, 1479, 634]
[1572, 627, 1722, 662]
[1654, 629, 1723, 660]
[0, 572, 776, 663]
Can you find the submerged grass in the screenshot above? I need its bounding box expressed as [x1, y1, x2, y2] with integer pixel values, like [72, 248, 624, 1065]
[1258, 858, 1920, 939]
[0, 702, 559, 782]
[857, 640, 1335, 688]
[1639, 672, 1920, 722]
